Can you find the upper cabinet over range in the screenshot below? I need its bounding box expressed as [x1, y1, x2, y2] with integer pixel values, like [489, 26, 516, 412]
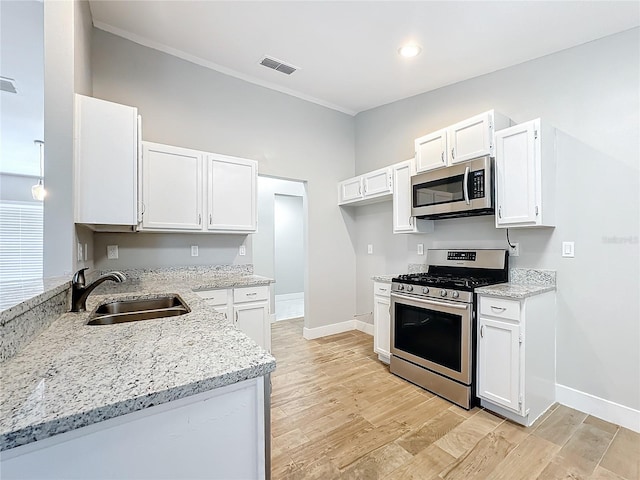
[74, 94, 140, 229]
[414, 110, 511, 172]
[338, 166, 393, 205]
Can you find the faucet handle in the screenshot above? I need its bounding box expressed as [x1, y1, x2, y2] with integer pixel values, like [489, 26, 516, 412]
[72, 267, 89, 286]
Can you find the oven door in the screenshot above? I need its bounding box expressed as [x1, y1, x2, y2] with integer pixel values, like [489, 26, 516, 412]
[390, 292, 472, 385]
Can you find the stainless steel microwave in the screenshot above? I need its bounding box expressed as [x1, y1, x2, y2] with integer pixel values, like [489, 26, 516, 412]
[411, 156, 494, 219]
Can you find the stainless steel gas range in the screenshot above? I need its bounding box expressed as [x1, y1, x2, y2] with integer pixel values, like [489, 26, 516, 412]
[390, 249, 508, 409]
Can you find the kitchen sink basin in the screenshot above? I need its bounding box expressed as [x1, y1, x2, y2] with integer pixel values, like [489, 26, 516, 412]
[87, 295, 190, 325]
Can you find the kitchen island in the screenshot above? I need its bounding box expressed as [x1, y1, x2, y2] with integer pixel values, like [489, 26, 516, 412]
[0, 267, 276, 479]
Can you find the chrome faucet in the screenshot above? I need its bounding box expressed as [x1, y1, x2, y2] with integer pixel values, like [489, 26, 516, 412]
[70, 268, 126, 312]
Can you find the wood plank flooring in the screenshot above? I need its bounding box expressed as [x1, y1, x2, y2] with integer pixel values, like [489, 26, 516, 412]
[270, 319, 639, 479]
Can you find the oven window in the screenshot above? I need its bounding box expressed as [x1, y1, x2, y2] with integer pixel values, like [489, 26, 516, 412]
[413, 175, 464, 207]
[394, 303, 462, 372]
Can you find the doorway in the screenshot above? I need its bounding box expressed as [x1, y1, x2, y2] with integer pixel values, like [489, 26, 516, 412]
[253, 176, 306, 324]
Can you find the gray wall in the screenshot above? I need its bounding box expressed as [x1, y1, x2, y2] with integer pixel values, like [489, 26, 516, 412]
[274, 194, 304, 295]
[0, 174, 42, 203]
[90, 29, 356, 330]
[353, 28, 640, 410]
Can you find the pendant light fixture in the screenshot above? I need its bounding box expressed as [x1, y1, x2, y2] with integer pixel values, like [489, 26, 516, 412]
[31, 140, 46, 201]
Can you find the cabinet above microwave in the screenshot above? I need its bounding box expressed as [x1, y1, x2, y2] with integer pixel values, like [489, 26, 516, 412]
[414, 110, 511, 173]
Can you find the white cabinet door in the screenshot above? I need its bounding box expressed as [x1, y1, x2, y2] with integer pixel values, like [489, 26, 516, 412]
[478, 317, 521, 413]
[415, 128, 448, 172]
[74, 94, 138, 226]
[362, 168, 392, 197]
[338, 177, 363, 204]
[141, 142, 204, 231]
[207, 154, 257, 232]
[234, 302, 270, 351]
[373, 294, 391, 363]
[495, 121, 538, 226]
[392, 159, 434, 234]
[448, 111, 493, 164]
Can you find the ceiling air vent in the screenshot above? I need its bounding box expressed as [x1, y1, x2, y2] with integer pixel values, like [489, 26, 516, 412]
[0, 76, 17, 94]
[259, 56, 298, 75]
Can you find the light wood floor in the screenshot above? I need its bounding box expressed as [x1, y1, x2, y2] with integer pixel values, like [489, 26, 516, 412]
[270, 318, 639, 480]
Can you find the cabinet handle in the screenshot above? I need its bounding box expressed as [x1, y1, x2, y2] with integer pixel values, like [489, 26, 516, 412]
[480, 325, 485, 337]
[379, 288, 388, 292]
[246, 292, 257, 296]
[535, 206, 539, 216]
[451, 148, 455, 160]
[491, 306, 506, 312]
[364, 185, 367, 194]
[409, 217, 413, 226]
[498, 206, 502, 219]
[198, 214, 202, 225]
[209, 214, 212, 224]
[441, 151, 444, 162]
[235, 311, 238, 322]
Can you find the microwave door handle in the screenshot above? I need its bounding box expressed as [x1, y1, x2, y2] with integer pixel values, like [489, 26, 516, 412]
[463, 166, 470, 205]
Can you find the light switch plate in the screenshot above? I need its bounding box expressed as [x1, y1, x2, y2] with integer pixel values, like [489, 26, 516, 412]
[508, 243, 520, 257]
[239, 245, 246, 256]
[562, 241, 575, 258]
[107, 245, 119, 260]
[417, 244, 424, 255]
[367, 244, 373, 255]
[191, 245, 199, 257]
[77, 243, 83, 262]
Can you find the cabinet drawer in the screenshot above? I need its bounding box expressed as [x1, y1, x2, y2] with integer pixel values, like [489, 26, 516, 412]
[374, 282, 391, 297]
[194, 289, 228, 305]
[234, 286, 269, 303]
[480, 296, 520, 321]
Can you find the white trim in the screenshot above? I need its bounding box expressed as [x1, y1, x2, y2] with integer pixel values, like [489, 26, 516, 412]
[92, 22, 357, 117]
[355, 320, 374, 336]
[269, 313, 276, 324]
[302, 318, 373, 340]
[556, 383, 640, 433]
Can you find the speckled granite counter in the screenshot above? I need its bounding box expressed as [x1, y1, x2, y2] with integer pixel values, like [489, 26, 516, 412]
[0, 270, 275, 451]
[371, 274, 397, 283]
[476, 268, 556, 299]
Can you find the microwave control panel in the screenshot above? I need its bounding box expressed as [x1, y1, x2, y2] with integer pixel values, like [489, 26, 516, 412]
[470, 170, 485, 199]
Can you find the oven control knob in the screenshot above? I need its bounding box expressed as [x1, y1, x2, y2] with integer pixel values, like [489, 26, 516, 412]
[406, 285, 413, 292]
[440, 289, 447, 297]
[451, 291, 459, 298]
[398, 284, 404, 291]
[422, 287, 429, 294]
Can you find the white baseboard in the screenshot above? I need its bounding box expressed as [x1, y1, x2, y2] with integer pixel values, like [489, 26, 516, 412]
[269, 313, 276, 324]
[556, 383, 640, 433]
[302, 318, 374, 340]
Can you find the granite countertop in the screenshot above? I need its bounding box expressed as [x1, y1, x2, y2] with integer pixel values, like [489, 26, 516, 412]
[475, 268, 557, 299]
[0, 272, 276, 451]
[371, 274, 397, 283]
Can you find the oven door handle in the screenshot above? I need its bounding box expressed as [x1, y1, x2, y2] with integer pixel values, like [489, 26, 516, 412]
[463, 165, 470, 205]
[391, 293, 469, 311]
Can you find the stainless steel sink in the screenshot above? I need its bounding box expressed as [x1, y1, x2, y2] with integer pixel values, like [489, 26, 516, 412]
[87, 295, 190, 325]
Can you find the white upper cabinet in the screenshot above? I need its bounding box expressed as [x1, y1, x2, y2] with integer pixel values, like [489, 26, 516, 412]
[338, 166, 392, 206]
[141, 142, 204, 231]
[140, 142, 258, 233]
[392, 159, 434, 234]
[414, 128, 447, 172]
[207, 154, 257, 232]
[74, 94, 139, 228]
[414, 110, 511, 173]
[495, 118, 556, 228]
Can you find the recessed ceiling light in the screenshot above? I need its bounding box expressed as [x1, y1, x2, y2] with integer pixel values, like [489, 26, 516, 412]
[398, 44, 422, 58]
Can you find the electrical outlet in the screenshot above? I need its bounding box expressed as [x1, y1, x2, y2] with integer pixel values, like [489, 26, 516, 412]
[367, 244, 373, 255]
[508, 243, 520, 257]
[239, 245, 246, 256]
[77, 243, 83, 262]
[191, 245, 199, 257]
[417, 244, 424, 255]
[84, 243, 88, 261]
[107, 245, 119, 260]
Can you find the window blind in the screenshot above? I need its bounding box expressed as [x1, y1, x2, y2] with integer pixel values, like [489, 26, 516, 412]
[0, 201, 44, 309]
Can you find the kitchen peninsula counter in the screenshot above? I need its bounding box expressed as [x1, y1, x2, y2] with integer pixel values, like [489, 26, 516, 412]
[0, 269, 276, 452]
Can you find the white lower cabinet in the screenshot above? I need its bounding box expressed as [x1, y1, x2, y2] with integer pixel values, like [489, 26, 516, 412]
[477, 292, 555, 426]
[196, 286, 271, 352]
[373, 282, 391, 364]
[0, 377, 269, 480]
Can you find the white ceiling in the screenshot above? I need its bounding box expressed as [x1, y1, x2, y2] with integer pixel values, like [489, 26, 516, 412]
[89, 1, 640, 115]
